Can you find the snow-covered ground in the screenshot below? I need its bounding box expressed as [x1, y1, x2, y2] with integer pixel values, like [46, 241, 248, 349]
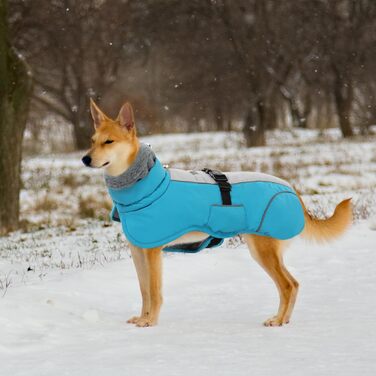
[1, 129, 376, 375]
[1, 222, 376, 376]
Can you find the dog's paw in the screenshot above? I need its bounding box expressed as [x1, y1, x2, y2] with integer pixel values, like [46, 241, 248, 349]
[263, 315, 289, 327]
[126, 316, 141, 324]
[135, 317, 157, 327]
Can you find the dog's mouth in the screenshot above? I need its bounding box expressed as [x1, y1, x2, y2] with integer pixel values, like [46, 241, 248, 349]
[102, 161, 110, 167]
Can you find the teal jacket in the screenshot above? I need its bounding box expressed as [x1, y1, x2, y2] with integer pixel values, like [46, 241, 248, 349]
[107, 159, 305, 252]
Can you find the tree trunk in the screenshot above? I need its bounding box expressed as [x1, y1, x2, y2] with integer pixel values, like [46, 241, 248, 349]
[0, 0, 33, 233]
[333, 73, 354, 138]
[226, 102, 233, 131]
[72, 117, 92, 150]
[72, 99, 92, 150]
[288, 97, 303, 128]
[265, 97, 278, 130]
[280, 86, 308, 129]
[214, 102, 225, 131]
[243, 101, 266, 147]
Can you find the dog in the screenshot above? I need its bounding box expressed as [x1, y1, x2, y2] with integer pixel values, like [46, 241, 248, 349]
[82, 99, 352, 327]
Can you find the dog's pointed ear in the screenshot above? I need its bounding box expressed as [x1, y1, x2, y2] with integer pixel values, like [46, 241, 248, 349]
[90, 98, 107, 129]
[118, 102, 136, 133]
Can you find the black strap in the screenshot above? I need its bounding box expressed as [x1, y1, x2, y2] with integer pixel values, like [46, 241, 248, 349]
[202, 168, 232, 205]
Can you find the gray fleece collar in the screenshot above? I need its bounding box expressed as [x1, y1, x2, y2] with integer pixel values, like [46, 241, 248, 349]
[104, 143, 156, 190]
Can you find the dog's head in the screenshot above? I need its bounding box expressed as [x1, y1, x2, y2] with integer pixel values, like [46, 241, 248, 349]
[82, 100, 139, 176]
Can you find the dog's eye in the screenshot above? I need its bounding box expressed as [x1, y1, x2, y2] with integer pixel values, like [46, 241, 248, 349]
[104, 140, 114, 145]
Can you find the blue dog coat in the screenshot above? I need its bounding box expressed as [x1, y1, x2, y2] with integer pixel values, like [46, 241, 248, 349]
[107, 157, 305, 252]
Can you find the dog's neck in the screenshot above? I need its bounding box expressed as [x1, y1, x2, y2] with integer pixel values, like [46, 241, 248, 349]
[104, 143, 156, 190]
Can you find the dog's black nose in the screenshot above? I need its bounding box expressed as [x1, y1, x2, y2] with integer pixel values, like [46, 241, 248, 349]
[82, 155, 92, 166]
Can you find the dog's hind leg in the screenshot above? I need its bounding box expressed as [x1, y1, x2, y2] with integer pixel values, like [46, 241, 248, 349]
[243, 234, 299, 326]
[135, 246, 163, 327]
[127, 244, 151, 325]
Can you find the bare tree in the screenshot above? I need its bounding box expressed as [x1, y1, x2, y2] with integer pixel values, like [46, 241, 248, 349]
[8, 0, 376, 151]
[315, 0, 376, 137]
[0, 0, 32, 233]
[11, 0, 135, 149]
[216, 1, 290, 146]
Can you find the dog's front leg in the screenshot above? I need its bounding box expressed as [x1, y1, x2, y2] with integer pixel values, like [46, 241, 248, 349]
[135, 247, 163, 327]
[127, 244, 151, 325]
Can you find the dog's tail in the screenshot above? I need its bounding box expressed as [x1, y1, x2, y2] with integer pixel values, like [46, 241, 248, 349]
[299, 196, 352, 243]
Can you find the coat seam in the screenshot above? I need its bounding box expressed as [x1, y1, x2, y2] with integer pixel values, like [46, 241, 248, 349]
[256, 191, 297, 233]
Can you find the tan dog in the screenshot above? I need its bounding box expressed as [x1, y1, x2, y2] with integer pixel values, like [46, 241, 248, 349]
[83, 99, 352, 327]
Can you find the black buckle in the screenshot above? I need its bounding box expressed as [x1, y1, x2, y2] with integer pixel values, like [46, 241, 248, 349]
[212, 173, 228, 182]
[203, 168, 229, 183]
[202, 168, 232, 205]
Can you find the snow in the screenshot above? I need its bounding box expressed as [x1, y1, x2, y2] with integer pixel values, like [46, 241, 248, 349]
[1, 222, 376, 376]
